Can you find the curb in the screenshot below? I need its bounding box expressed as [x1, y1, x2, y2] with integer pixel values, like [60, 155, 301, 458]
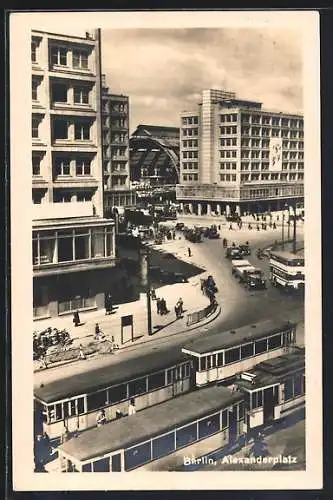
[33, 304, 222, 373]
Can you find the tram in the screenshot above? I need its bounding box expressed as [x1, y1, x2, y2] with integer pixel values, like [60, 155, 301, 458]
[57, 347, 305, 473]
[58, 385, 244, 472]
[34, 347, 193, 442]
[181, 319, 297, 387]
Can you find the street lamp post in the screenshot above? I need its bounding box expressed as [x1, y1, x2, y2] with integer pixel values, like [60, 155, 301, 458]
[292, 201, 297, 254]
[140, 243, 153, 336]
[286, 204, 291, 241]
[281, 213, 285, 250]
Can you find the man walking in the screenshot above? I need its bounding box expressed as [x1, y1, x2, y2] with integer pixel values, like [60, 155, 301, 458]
[188, 247, 192, 257]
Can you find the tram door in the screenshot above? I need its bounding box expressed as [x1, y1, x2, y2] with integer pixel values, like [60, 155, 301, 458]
[173, 366, 183, 396]
[263, 387, 275, 424]
[111, 453, 122, 472]
[228, 405, 238, 445]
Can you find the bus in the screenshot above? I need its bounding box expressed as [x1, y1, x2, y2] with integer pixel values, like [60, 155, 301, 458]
[181, 319, 297, 387]
[269, 250, 305, 291]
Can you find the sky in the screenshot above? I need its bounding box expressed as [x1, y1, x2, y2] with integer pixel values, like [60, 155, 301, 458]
[101, 28, 303, 133]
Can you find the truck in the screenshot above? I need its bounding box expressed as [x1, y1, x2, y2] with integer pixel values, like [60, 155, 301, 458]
[234, 265, 257, 283]
[231, 260, 251, 275]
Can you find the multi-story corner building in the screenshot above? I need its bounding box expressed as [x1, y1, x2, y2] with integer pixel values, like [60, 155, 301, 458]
[176, 89, 304, 216]
[31, 29, 118, 319]
[101, 75, 136, 219]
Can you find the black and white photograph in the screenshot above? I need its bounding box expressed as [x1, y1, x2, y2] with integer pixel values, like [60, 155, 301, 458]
[10, 10, 322, 491]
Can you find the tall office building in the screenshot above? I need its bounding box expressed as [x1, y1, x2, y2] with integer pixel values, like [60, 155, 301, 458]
[31, 29, 117, 319]
[177, 89, 304, 216]
[101, 75, 136, 219]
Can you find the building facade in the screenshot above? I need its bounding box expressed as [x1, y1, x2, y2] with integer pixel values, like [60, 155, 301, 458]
[101, 75, 136, 219]
[177, 89, 304, 215]
[31, 29, 118, 319]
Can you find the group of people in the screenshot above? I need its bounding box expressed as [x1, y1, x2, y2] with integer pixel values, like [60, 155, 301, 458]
[156, 297, 169, 315]
[96, 399, 136, 428]
[33, 327, 71, 360]
[201, 275, 218, 305]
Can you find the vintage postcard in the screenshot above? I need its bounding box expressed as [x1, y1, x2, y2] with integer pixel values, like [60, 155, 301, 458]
[10, 9, 322, 491]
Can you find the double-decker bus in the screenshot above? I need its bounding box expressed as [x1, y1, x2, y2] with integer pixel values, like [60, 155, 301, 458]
[269, 250, 304, 291]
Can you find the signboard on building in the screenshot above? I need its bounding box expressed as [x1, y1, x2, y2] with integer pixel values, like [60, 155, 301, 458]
[269, 137, 282, 171]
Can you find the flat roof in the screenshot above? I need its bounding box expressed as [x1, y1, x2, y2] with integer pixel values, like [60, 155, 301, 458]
[236, 347, 305, 390]
[182, 319, 296, 356]
[34, 346, 189, 403]
[59, 385, 243, 461]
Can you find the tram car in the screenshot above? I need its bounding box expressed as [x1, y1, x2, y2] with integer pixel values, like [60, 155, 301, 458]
[57, 347, 305, 473]
[181, 319, 297, 387]
[34, 347, 193, 442]
[235, 345, 305, 431]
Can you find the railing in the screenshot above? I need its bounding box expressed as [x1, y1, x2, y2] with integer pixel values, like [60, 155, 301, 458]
[186, 301, 218, 327]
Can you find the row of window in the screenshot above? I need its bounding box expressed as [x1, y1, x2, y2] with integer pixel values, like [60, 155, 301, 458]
[103, 118, 127, 129]
[270, 267, 305, 282]
[270, 255, 304, 267]
[32, 226, 113, 266]
[240, 162, 304, 171]
[250, 386, 279, 410]
[220, 126, 237, 135]
[32, 191, 95, 205]
[182, 140, 198, 148]
[182, 116, 199, 125]
[221, 138, 237, 146]
[283, 373, 305, 401]
[103, 103, 128, 114]
[33, 80, 93, 106]
[123, 404, 243, 471]
[220, 163, 237, 170]
[33, 157, 94, 177]
[182, 151, 198, 159]
[220, 113, 238, 123]
[197, 330, 295, 371]
[32, 41, 90, 70]
[182, 163, 198, 170]
[32, 116, 94, 141]
[183, 174, 198, 181]
[241, 115, 303, 128]
[182, 128, 198, 137]
[44, 363, 191, 423]
[221, 150, 237, 158]
[240, 186, 303, 199]
[240, 127, 303, 138]
[220, 174, 237, 182]
[241, 173, 303, 182]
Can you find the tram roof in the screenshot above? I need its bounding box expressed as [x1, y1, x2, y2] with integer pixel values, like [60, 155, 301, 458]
[34, 346, 189, 404]
[236, 347, 305, 391]
[182, 319, 296, 356]
[270, 250, 304, 260]
[59, 385, 243, 462]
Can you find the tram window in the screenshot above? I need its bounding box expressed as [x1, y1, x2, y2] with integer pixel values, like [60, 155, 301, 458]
[217, 352, 223, 366]
[255, 338, 267, 354]
[184, 363, 190, 378]
[221, 409, 228, 429]
[268, 334, 282, 350]
[124, 442, 151, 471]
[111, 454, 121, 472]
[166, 369, 172, 384]
[49, 403, 62, 422]
[93, 457, 110, 472]
[273, 386, 279, 404]
[303, 375, 306, 394]
[82, 463, 92, 472]
[173, 366, 182, 381]
[148, 371, 166, 391]
[238, 401, 244, 420]
[109, 384, 127, 404]
[251, 392, 258, 409]
[87, 390, 108, 411]
[129, 377, 147, 397]
[63, 402, 69, 418]
[207, 356, 212, 369]
[176, 423, 197, 448]
[257, 390, 263, 408]
[200, 357, 207, 371]
[293, 373, 303, 397]
[225, 347, 240, 365]
[198, 413, 220, 439]
[241, 343, 254, 359]
[77, 397, 85, 415]
[152, 431, 175, 459]
[211, 355, 217, 368]
[283, 378, 293, 401]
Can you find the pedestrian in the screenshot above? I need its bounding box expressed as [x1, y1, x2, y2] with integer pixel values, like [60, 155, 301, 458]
[175, 304, 181, 319]
[115, 409, 123, 419]
[172, 231, 176, 240]
[60, 426, 70, 444]
[73, 310, 80, 327]
[248, 223, 252, 230]
[160, 298, 168, 315]
[40, 352, 48, 370]
[78, 344, 86, 360]
[151, 288, 156, 300]
[232, 242, 236, 247]
[105, 293, 113, 315]
[218, 225, 221, 231]
[256, 224, 260, 231]
[128, 399, 136, 416]
[273, 222, 277, 230]
[94, 323, 101, 341]
[177, 297, 184, 315]
[156, 297, 161, 314]
[188, 247, 192, 257]
[229, 224, 233, 230]
[96, 409, 107, 427]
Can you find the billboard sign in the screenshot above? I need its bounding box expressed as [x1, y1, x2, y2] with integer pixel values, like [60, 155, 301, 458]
[269, 137, 282, 171]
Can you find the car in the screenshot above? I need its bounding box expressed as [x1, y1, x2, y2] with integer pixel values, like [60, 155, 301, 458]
[225, 247, 243, 259]
[239, 244, 251, 256]
[208, 230, 220, 239]
[175, 222, 185, 231]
